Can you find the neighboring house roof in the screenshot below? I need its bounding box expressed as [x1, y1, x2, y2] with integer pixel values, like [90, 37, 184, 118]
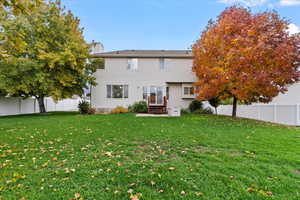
[92, 50, 193, 59]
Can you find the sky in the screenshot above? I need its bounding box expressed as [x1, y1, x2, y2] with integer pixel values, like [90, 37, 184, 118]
[61, 0, 300, 51]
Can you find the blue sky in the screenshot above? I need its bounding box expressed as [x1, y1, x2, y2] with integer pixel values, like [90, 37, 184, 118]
[61, 0, 300, 51]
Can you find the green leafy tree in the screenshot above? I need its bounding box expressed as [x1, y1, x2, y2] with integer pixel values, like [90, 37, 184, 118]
[0, 89, 7, 97]
[0, 0, 42, 14]
[0, 0, 42, 59]
[0, 0, 96, 113]
[89, 58, 104, 69]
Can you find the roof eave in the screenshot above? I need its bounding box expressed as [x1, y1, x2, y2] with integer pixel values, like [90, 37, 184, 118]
[91, 54, 193, 59]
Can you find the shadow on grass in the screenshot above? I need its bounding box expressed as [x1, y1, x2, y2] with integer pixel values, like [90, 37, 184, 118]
[0, 111, 79, 119]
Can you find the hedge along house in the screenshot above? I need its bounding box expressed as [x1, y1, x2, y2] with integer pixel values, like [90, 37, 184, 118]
[91, 50, 197, 113]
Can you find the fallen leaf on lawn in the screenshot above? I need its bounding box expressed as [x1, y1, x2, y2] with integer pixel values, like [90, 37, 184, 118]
[195, 192, 203, 196]
[265, 191, 273, 196]
[104, 152, 112, 157]
[130, 195, 139, 200]
[41, 162, 48, 167]
[127, 189, 134, 194]
[74, 193, 81, 199]
[129, 183, 136, 187]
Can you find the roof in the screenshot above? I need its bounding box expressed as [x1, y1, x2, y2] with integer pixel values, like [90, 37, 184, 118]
[91, 50, 193, 59]
[166, 82, 194, 84]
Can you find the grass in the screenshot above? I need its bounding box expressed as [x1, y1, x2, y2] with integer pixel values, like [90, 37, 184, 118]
[0, 112, 299, 200]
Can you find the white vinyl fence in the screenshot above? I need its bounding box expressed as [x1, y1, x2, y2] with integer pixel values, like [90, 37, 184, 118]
[0, 97, 81, 116]
[218, 104, 300, 126]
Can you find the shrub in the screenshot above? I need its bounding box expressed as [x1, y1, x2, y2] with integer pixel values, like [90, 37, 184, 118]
[129, 101, 148, 113]
[181, 108, 190, 115]
[87, 108, 96, 115]
[209, 97, 221, 114]
[189, 100, 203, 112]
[193, 107, 213, 115]
[128, 105, 133, 112]
[111, 106, 129, 114]
[78, 100, 90, 114]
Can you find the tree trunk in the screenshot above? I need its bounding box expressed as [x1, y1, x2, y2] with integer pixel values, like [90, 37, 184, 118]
[232, 96, 237, 117]
[37, 96, 46, 113]
[215, 107, 218, 115]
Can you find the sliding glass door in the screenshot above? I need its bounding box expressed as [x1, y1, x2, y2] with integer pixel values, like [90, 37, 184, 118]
[144, 86, 164, 105]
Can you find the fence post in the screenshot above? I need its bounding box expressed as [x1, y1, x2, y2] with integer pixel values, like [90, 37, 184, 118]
[273, 104, 277, 123]
[296, 104, 300, 126]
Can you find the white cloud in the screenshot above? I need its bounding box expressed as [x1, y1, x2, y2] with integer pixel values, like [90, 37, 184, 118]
[288, 24, 300, 35]
[279, 0, 300, 6]
[218, 0, 268, 6]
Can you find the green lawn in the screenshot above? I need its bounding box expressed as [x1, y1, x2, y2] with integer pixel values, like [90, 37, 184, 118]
[0, 112, 299, 200]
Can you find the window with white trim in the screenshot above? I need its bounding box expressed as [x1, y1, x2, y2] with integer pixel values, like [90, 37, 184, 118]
[184, 87, 194, 96]
[107, 85, 128, 99]
[182, 86, 195, 99]
[143, 86, 148, 100]
[127, 58, 138, 71]
[159, 58, 166, 71]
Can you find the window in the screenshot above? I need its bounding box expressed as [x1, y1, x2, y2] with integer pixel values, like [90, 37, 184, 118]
[107, 85, 112, 98]
[127, 58, 138, 71]
[166, 87, 169, 99]
[107, 85, 128, 98]
[183, 87, 194, 96]
[143, 86, 165, 105]
[159, 58, 166, 70]
[143, 86, 148, 100]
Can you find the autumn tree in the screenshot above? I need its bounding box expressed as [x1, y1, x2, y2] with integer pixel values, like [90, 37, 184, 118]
[0, 0, 96, 113]
[193, 6, 300, 117]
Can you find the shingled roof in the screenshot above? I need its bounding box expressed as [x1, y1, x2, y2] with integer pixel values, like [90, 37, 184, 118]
[92, 50, 193, 58]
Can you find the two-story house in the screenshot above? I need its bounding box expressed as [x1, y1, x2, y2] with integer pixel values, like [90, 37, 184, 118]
[91, 50, 197, 113]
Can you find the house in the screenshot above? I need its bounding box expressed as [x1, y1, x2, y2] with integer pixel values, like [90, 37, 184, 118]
[90, 49, 300, 115]
[91, 50, 197, 113]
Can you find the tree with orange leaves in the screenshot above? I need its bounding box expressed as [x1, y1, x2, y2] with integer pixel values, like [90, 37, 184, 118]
[193, 6, 300, 117]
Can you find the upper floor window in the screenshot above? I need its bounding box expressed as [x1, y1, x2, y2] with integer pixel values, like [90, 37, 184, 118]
[127, 58, 138, 71]
[107, 85, 128, 99]
[159, 58, 166, 71]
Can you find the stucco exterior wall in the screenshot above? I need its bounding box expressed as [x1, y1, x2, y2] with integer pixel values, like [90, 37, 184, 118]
[91, 58, 197, 111]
